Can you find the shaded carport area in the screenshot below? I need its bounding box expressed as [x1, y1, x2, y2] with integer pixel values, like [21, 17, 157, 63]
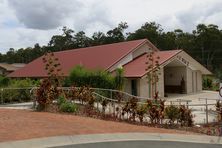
[164, 59, 187, 96]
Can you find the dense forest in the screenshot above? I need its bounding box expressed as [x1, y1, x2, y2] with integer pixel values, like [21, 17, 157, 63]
[0, 22, 222, 77]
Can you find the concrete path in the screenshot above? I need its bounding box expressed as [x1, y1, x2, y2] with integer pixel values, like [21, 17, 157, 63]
[0, 133, 221, 148]
[0, 102, 33, 110]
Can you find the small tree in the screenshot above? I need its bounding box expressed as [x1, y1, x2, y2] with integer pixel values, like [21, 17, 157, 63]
[216, 100, 222, 121]
[36, 52, 64, 111]
[145, 50, 160, 98]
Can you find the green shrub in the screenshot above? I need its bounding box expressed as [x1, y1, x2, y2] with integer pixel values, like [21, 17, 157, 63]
[0, 78, 39, 103]
[0, 76, 10, 87]
[0, 78, 40, 103]
[60, 101, 78, 113]
[165, 105, 180, 124]
[202, 76, 213, 90]
[57, 95, 66, 105]
[9, 78, 38, 87]
[0, 88, 32, 103]
[68, 65, 115, 89]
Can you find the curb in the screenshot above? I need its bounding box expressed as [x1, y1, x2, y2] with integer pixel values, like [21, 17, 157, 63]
[0, 133, 221, 148]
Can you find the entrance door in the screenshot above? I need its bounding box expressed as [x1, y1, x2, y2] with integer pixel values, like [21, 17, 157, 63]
[131, 79, 137, 96]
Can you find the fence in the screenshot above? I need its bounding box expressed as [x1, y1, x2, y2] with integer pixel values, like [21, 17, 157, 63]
[57, 87, 222, 124]
[0, 87, 33, 104]
[1, 87, 222, 125]
[166, 98, 221, 124]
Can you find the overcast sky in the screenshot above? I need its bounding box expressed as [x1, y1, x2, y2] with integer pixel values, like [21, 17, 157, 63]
[0, 0, 222, 53]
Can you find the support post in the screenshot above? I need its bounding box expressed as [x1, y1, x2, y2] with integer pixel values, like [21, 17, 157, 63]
[186, 101, 189, 109]
[205, 98, 208, 124]
[110, 91, 112, 99]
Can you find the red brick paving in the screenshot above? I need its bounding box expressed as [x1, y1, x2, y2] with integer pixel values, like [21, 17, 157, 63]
[0, 109, 194, 142]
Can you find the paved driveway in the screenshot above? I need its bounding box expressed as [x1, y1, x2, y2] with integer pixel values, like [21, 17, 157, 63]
[166, 91, 219, 124]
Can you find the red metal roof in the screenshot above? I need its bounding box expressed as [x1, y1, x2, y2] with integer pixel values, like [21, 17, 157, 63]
[123, 50, 182, 78]
[8, 39, 147, 78]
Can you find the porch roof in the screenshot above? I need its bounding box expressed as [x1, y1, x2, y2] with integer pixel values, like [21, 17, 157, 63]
[123, 50, 182, 78]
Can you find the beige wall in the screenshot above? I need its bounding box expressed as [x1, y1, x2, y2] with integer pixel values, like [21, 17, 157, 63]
[157, 67, 164, 98]
[139, 76, 149, 98]
[186, 67, 193, 93]
[186, 68, 203, 93]
[137, 68, 164, 98]
[109, 53, 133, 72]
[124, 78, 141, 96]
[191, 70, 202, 93]
[177, 51, 211, 75]
[132, 44, 151, 59]
[124, 79, 131, 94]
[197, 71, 202, 91]
[192, 71, 197, 92]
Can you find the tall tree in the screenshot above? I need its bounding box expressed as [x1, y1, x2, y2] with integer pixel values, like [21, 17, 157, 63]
[91, 31, 106, 45]
[105, 22, 128, 43]
[48, 26, 75, 51]
[193, 24, 222, 70]
[127, 22, 162, 47]
[73, 31, 91, 48]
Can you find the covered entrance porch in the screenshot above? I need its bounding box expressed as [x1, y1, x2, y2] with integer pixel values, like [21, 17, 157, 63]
[122, 50, 211, 98]
[164, 59, 187, 95]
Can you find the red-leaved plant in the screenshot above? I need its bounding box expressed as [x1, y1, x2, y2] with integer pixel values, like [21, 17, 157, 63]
[36, 52, 64, 111]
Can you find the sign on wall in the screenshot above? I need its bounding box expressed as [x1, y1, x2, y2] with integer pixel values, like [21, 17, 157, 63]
[219, 83, 222, 100]
[176, 55, 189, 66]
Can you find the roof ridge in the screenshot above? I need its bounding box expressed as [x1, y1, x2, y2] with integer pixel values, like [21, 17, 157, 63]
[54, 39, 147, 54]
[106, 39, 148, 70]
